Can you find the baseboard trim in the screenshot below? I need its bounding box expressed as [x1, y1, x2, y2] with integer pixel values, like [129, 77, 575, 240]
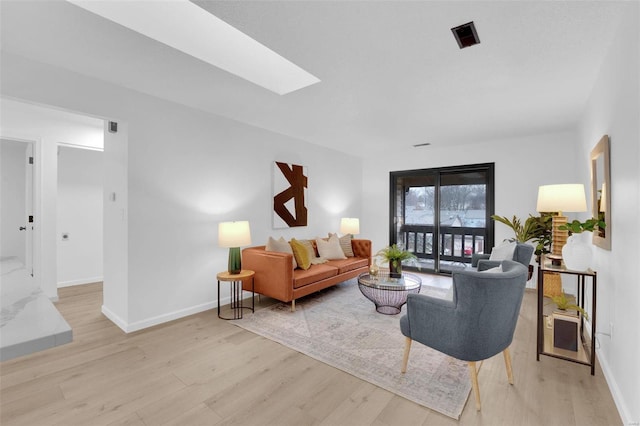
[101, 305, 128, 333]
[125, 301, 218, 333]
[597, 347, 634, 425]
[58, 276, 103, 288]
[100, 293, 252, 333]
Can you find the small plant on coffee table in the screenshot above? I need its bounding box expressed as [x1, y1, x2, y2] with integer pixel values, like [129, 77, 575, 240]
[376, 244, 417, 278]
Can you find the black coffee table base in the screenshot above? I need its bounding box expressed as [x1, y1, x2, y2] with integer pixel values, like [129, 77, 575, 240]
[357, 273, 422, 315]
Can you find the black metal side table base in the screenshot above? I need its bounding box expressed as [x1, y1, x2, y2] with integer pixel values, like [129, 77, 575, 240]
[216, 270, 255, 320]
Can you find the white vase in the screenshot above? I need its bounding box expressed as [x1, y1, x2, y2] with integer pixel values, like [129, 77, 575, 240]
[562, 233, 593, 271]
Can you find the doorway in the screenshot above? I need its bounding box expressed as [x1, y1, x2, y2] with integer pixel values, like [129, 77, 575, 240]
[1, 139, 34, 276]
[389, 163, 495, 274]
[57, 145, 104, 287]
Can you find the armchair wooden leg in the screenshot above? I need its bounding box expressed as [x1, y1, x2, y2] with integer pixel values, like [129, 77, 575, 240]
[503, 347, 514, 385]
[468, 362, 481, 411]
[401, 337, 412, 373]
[291, 299, 295, 312]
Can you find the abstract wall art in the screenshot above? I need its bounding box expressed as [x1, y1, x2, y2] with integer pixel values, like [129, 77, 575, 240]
[273, 161, 308, 228]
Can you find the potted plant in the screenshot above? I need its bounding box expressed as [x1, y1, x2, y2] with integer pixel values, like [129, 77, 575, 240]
[375, 244, 417, 278]
[551, 292, 588, 319]
[530, 213, 553, 262]
[491, 214, 552, 279]
[551, 291, 588, 352]
[559, 218, 605, 235]
[491, 214, 543, 243]
[559, 218, 605, 271]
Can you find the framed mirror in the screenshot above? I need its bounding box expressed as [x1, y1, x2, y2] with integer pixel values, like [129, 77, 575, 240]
[590, 135, 611, 250]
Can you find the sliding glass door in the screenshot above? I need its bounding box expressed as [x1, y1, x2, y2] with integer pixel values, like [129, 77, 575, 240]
[390, 163, 494, 274]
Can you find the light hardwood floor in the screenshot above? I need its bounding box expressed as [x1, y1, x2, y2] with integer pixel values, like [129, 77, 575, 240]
[1, 279, 622, 426]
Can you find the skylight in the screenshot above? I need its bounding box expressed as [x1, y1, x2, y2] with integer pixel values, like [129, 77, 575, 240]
[67, 0, 320, 95]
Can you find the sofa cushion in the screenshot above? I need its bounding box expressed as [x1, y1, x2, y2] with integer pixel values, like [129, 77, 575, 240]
[325, 257, 369, 274]
[316, 235, 347, 260]
[266, 236, 296, 269]
[298, 239, 318, 259]
[290, 238, 311, 270]
[293, 264, 339, 288]
[329, 232, 354, 257]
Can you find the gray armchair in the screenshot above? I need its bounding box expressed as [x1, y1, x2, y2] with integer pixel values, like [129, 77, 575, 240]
[471, 242, 534, 268]
[471, 242, 534, 279]
[400, 260, 528, 411]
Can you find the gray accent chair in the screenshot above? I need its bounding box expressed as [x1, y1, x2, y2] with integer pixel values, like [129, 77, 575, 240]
[471, 242, 534, 279]
[400, 259, 528, 411]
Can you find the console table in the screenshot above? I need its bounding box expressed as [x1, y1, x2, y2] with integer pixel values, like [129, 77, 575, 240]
[536, 255, 597, 375]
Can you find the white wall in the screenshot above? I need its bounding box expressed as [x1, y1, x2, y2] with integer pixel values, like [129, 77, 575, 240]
[0, 139, 27, 263]
[57, 146, 103, 287]
[102, 120, 129, 330]
[0, 53, 363, 332]
[577, 4, 639, 424]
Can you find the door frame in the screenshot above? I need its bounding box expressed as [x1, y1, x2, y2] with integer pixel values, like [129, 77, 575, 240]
[388, 162, 495, 274]
[1, 135, 41, 283]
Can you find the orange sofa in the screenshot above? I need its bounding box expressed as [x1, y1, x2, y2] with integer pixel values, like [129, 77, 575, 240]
[242, 239, 372, 311]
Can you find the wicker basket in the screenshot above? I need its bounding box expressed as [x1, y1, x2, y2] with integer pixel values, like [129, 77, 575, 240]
[543, 272, 563, 298]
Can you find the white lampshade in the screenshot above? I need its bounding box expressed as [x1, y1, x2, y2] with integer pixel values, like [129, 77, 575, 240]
[536, 184, 587, 213]
[218, 221, 252, 248]
[340, 217, 360, 235]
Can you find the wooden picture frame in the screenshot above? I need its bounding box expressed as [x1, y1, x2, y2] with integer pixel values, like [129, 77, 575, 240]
[590, 135, 611, 250]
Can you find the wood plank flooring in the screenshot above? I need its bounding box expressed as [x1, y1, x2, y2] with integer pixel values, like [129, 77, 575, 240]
[0, 278, 622, 425]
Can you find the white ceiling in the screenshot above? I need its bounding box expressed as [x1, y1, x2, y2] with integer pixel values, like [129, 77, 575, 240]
[0, 1, 629, 156]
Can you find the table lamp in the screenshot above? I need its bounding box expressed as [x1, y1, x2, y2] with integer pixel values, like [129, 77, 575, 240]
[536, 184, 587, 259]
[218, 221, 252, 274]
[340, 217, 360, 237]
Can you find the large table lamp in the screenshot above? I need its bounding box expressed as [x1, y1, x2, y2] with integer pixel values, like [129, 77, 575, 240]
[218, 221, 252, 274]
[536, 184, 587, 258]
[340, 217, 360, 237]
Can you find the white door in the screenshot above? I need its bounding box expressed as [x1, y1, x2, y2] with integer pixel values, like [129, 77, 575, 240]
[0, 139, 34, 275]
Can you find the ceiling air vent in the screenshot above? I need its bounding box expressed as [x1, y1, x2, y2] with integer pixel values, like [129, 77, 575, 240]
[451, 21, 480, 49]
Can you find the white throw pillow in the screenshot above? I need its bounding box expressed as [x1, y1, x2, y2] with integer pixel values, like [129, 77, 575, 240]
[481, 265, 503, 273]
[266, 236, 297, 269]
[489, 241, 517, 261]
[328, 232, 354, 257]
[316, 235, 347, 260]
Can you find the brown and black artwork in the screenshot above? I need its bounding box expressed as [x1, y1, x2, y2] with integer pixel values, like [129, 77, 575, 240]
[273, 161, 307, 228]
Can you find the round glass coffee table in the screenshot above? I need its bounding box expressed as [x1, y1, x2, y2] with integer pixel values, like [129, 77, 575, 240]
[357, 272, 422, 315]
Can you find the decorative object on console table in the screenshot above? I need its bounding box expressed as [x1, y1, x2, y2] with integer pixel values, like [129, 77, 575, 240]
[375, 244, 417, 279]
[551, 291, 588, 350]
[218, 221, 252, 274]
[559, 218, 604, 271]
[552, 311, 580, 351]
[536, 184, 588, 265]
[340, 217, 360, 237]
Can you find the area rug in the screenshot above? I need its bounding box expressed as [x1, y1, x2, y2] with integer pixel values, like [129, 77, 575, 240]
[233, 279, 471, 419]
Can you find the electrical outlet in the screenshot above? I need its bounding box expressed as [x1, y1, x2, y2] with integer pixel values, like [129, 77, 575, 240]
[610, 322, 614, 339]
